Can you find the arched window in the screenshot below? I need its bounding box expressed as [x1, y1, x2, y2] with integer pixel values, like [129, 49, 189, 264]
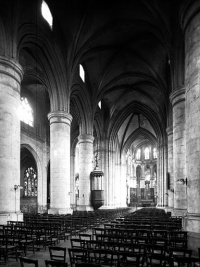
[144, 147, 150, 160]
[24, 167, 37, 197]
[136, 149, 141, 160]
[79, 64, 85, 82]
[41, 0, 53, 29]
[153, 147, 157, 159]
[98, 101, 101, 109]
[20, 97, 34, 127]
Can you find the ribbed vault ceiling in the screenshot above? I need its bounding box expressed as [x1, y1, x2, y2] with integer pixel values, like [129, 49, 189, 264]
[19, 0, 180, 153]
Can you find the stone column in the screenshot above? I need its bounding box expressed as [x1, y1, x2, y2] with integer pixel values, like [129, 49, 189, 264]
[163, 143, 168, 208]
[70, 152, 76, 208]
[77, 134, 94, 211]
[0, 56, 23, 224]
[108, 149, 115, 207]
[166, 126, 174, 210]
[170, 88, 187, 217]
[182, 4, 200, 252]
[114, 163, 121, 207]
[156, 144, 163, 207]
[48, 111, 72, 214]
[120, 161, 127, 207]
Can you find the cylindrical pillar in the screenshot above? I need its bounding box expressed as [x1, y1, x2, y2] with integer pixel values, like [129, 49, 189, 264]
[70, 151, 76, 208]
[0, 56, 23, 224]
[77, 134, 94, 211]
[157, 144, 163, 207]
[166, 126, 174, 209]
[163, 142, 168, 208]
[48, 111, 72, 214]
[120, 161, 127, 207]
[170, 87, 187, 216]
[114, 162, 121, 207]
[182, 4, 200, 252]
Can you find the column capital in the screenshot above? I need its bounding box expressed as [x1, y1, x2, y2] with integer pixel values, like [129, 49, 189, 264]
[166, 126, 173, 136]
[48, 111, 72, 125]
[78, 134, 94, 144]
[0, 56, 23, 87]
[170, 86, 186, 107]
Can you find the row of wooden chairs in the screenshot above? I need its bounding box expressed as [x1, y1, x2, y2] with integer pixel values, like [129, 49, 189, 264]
[92, 227, 187, 238]
[68, 247, 200, 267]
[0, 208, 130, 265]
[18, 256, 69, 267]
[92, 234, 187, 249]
[18, 256, 103, 267]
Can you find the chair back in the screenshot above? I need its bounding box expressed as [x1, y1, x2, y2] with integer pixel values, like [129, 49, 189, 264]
[49, 246, 67, 262]
[176, 256, 200, 267]
[45, 259, 68, 267]
[19, 256, 38, 267]
[75, 263, 101, 267]
[68, 248, 88, 266]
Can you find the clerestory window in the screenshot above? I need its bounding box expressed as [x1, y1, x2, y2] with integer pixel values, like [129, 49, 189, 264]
[79, 64, 85, 82]
[98, 101, 101, 109]
[20, 97, 34, 127]
[153, 147, 157, 159]
[41, 0, 53, 29]
[144, 147, 150, 160]
[136, 149, 141, 160]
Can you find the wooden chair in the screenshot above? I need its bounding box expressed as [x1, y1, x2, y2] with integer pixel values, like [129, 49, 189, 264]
[45, 259, 68, 267]
[18, 232, 35, 256]
[146, 253, 173, 267]
[93, 249, 115, 266]
[79, 234, 92, 241]
[68, 248, 88, 267]
[85, 240, 103, 251]
[169, 231, 188, 249]
[145, 244, 166, 256]
[0, 234, 18, 263]
[19, 256, 38, 267]
[70, 238, 85, 249]
[175, 256, 200, 267]
[168, 246, 192, 261]
[75, 263, 101, 267]
[118, 251, 142, 267]
[48, 246, 67, 262]
[194, 248, 200, 267]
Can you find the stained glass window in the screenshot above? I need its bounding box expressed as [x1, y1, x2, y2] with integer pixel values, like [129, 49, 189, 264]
[24, 167, 37, 197]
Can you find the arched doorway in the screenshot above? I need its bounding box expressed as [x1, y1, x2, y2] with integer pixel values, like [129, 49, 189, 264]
[20, 147, 38, 213]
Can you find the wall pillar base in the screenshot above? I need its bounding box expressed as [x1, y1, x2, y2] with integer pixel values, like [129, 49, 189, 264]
[172, 208, 187, 217]
[77, 205, 94, 211]
[0, 212, 23, 225]
[164, 207, 174, 215]
[48, 208, 73, 215]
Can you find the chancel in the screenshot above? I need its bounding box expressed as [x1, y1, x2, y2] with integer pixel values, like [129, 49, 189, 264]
[0, 0, 200, 261]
